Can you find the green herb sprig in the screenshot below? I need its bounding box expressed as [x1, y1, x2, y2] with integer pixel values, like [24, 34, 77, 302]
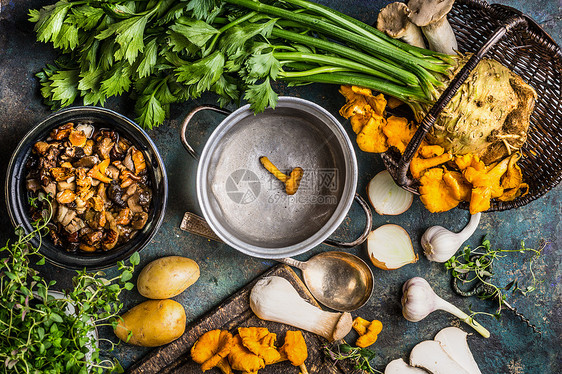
[445, 236, 545, 320]
[0, 194, 139, 373]
[324, 343, 382, 374]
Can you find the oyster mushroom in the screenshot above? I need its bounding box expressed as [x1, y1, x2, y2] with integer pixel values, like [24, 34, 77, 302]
[66, 217, 86, 234]
[73, 155, 100, 168]
[131, 212, 149, 230]
[107, 181, 127, 208]
[407, 0, 457, 55]
[127, 192, 144, 214]
[377, 2, 426, 48]
[75, 122, 95, 138]
[95, 136, 114, 159]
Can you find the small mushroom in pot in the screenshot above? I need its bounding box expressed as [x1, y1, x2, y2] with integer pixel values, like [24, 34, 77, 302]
[123, 149, 135, 171]
[95, 137, 114, 160]
[26, 179, 41, 193]
[75, 123, 95, 139]
[65, 217, 86, 234]
[50, 123, 73, 140]
[83, 139, 94, 156]
[131, 212, 149, 230]
[34, 141, 50, 155]
[56, 189, 76, 204]
[106, 165, 120, 180]
[115, 208, 132, 225]
[43, 182, 57, 197]
[127, 192, 144, 214]
[131, 147, 147, 174]
[138, 188, 152, 208]
[107, 181, 127, 208]
[50, 230, 64, 246]
[102, 229, 119, 250]
[85, 230, 103, 246]
[51, 167, 74, 182]
[73, 155, 100, 168]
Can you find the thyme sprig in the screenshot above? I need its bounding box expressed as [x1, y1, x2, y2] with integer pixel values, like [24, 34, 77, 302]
[0, 194, 139, 373]
[445, 236, 545, 320]
[324, 342, 382, 374]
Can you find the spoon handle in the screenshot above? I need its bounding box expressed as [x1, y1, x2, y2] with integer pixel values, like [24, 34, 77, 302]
[276, 257, 307, 271]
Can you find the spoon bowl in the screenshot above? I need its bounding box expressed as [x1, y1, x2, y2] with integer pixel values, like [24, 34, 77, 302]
[279, 251, 374, 312]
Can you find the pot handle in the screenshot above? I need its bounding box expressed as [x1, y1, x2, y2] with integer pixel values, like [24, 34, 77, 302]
[180, 193, 372, 249]
[180, 105, 232, 160]
[323, 193, 372, 248]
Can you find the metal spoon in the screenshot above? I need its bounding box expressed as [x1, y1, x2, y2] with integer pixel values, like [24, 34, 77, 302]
[179, 212, 374, 311]
[278, 251, 374, 312]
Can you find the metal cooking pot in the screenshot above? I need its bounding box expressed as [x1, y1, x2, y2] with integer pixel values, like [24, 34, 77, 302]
[181, 97, 371, 258]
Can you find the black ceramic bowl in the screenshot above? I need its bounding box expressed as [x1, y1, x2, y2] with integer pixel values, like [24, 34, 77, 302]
[5, 107, 168, 270]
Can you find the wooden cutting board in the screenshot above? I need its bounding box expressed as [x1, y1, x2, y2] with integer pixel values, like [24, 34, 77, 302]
[127, 264, 355, 374]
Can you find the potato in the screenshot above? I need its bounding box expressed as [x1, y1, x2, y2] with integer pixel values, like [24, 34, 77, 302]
[137, 256, 200, 299]
[114, 299, 186, 347]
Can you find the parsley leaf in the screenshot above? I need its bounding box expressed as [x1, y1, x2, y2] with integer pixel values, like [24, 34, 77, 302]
[219, 19, 277, 56]
[97, 15, 149, 64]
[136, 94, 166, 129]
[175, 50, 225, 92]
[30, 1, 73, 44]
[53, 22, 79, 50]
[244, 77, 277, 113]
[171, 17, 220, 48]
[67, 5, 105, 31]
[137, 37, 159, 78]
[244, 50, 280, 82]
[212, 75, 240, 106]
[100, 62, 132, 97]
[49, 69, 80, 107]
[186, 0, 220, 20]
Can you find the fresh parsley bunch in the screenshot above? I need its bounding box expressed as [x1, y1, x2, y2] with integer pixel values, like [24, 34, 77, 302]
[0, 195, 139, 373]
[29, 0, 455, 129]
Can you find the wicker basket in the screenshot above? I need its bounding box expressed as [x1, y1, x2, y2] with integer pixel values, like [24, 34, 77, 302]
[382, 0, 562, 212]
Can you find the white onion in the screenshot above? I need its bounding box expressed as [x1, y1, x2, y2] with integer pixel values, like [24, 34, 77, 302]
[367, 170, 413, 215]
[367, 224, 418, 270]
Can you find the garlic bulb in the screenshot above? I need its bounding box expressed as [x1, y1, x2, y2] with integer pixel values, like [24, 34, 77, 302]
[421, 213, 481, 262]
[401, 277, 489, 338]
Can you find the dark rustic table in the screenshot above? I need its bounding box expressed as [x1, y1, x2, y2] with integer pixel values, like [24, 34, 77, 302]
[1, 0, 560, 373]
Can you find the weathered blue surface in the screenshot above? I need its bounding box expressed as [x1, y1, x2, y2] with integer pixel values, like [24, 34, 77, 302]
[0, 0, 560, 373]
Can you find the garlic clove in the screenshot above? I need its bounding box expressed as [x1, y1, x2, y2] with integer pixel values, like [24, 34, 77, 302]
[422, 213, 481, 263]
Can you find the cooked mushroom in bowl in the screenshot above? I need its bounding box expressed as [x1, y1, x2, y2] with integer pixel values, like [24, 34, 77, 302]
[26, 122, 153, 253]
[6, 106, 167, 270]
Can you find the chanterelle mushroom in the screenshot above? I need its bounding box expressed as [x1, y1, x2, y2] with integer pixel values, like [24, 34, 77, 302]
[238, 327, 281, 365]
[407, 0, 458, 55]
[191, 329, 234, 374]
[276, 331, 308, 374]
[377, 2, 426, 48]
[228, 334, 266, 374]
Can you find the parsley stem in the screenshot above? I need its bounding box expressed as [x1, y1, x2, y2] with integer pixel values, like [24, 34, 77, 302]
[225, 0, 451, 96]
[281, 72, 429, 105]
[270, 28, 420, 87]
[207, 11, 258, 53]
[273, 52, 402, 84]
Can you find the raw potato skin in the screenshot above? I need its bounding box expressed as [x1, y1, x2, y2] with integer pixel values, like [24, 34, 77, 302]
[137, 256, 200, 299]
[114, 299, 186, 347]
